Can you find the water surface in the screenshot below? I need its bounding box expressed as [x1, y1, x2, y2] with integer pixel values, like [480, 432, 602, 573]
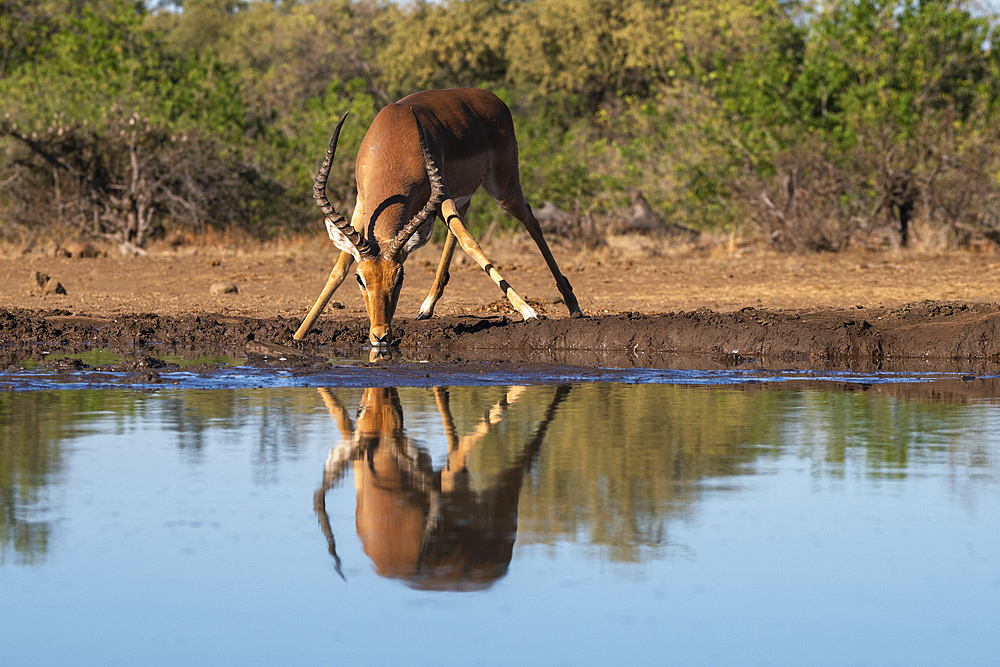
[1, 382, 998, 664]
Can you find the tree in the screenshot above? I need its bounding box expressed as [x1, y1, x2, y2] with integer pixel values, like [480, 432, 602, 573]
[377, 0, 513, 98]
[789, 0, 1000, 247]
[505, 0, 671, 111]
[0, 0, 266, 245]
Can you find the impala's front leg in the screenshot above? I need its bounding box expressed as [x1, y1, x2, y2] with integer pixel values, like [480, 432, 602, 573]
[440, 199, 540, 321]
[294, 250, 356, 340]
[417, 221, 460, 320]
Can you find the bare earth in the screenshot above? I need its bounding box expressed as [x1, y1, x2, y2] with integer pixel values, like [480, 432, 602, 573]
[2, 236, 1000, 373]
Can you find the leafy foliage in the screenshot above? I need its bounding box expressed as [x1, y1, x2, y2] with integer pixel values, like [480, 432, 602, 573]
[0, 0, 272, 243]
[2, 0, 1000, 249]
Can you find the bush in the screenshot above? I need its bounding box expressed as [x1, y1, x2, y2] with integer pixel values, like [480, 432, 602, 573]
[5, 0, 1000, 252]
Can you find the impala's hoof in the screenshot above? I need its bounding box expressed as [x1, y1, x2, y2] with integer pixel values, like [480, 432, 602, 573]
[417, 295, 437, 320]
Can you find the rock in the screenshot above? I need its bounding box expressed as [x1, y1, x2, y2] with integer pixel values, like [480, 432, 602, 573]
[533, 200, 573, 225]
[119, 242, 149, 257]
[42, 240, 102, 258]
[210, 281, 239, 295]
[63, 241, 103, 258]
[31, 271, 67, 294]
[625, 189, 699, 240]
[43, 241, 70, 258]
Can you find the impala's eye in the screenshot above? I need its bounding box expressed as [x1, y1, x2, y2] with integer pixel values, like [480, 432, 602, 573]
[356, 274, 365, 289]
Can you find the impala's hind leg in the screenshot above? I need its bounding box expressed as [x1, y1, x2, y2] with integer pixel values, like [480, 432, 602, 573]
[417, 199, 469, 320]
[499, 194, 582, 317]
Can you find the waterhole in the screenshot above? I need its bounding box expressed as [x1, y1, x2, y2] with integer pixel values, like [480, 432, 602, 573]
[1, 378, 998, 664]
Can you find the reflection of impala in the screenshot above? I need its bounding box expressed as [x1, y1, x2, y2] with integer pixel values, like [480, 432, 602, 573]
[293, 88, 582, 347]
[313, 385, 570, 591]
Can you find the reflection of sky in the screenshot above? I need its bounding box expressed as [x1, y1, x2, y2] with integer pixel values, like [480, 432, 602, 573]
[1, 386, 998, 665]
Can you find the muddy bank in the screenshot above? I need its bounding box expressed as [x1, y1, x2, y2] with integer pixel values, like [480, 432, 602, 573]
[3, 300, 1000, 372]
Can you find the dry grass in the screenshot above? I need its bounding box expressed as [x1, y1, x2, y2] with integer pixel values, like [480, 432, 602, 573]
[3, 216, 997, 266]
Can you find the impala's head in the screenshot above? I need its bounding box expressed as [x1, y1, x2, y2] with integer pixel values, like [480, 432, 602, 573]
[313, 110, 447, 348]
[355, 256, 403, 346]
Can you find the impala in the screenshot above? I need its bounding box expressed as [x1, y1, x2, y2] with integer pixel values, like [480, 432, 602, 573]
[293, 88, 582, 346]
[313, 384, 570, 590]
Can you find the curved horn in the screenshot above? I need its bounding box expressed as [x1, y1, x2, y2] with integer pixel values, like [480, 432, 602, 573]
[383, 108, 450, 261]
[314, 112, 376, 259]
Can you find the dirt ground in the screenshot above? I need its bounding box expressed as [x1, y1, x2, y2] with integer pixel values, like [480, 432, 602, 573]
[2, 235, 1000, 372]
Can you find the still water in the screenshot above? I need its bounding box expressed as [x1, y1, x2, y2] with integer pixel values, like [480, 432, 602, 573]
[2, 381, 999, 665]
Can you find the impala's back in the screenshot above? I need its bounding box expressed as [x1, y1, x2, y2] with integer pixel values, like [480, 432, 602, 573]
[355, 88, 517, 251]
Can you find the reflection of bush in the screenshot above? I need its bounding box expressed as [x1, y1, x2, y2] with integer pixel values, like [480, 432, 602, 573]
[1, 392, 74, 565]
[2, 383, 993, 566]
[0, 387, 323, 563]
[4, 1, 1000, 249]
[501, 385, 785, 561]
[475, 385, 995, 561]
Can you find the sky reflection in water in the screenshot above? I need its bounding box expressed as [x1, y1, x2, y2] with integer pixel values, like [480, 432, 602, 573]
[1, 383, 998, 665]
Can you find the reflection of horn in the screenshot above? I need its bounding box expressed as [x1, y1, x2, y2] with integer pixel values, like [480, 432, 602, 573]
[415, 488, 442, 576]
[314, 486, 345, 581]
[313, 388, 360, 581]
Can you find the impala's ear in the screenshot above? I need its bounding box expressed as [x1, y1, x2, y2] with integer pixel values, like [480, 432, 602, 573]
[325, 217, 362, 263]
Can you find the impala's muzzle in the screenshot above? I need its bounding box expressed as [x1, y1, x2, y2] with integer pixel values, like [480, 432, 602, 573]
[369, 325, 393, 347]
